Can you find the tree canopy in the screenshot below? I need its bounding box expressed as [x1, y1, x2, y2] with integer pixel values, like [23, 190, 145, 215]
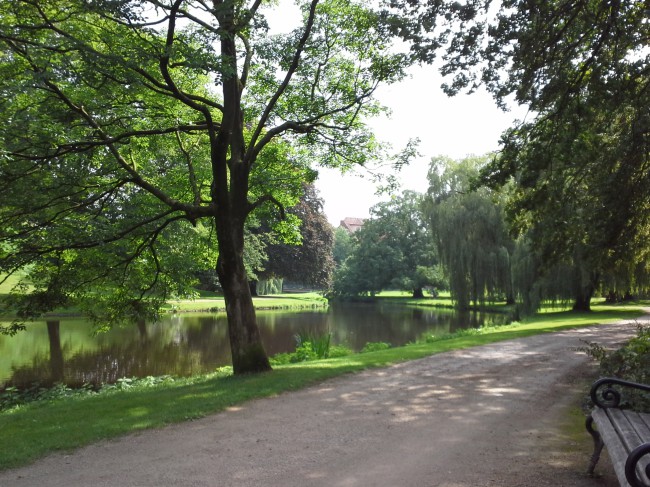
[423, 156, 514, 310]
[332, 191, 441, 298]
[0, 0, 410, 373]
[386, 0, 650, 308]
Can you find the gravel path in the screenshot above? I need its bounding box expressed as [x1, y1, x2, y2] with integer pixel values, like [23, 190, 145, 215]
[1, 318, 645, 487]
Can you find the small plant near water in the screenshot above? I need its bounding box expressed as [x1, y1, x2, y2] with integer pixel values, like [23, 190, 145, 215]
[269, 331, 355, 365]
[269, 331, 332, 365]
[295, 330, 331, 359]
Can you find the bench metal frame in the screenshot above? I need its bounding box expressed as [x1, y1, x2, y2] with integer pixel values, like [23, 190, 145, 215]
[587, 378, 650, 487]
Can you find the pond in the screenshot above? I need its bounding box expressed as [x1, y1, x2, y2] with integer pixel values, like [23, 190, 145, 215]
[0, 302, 509, 388]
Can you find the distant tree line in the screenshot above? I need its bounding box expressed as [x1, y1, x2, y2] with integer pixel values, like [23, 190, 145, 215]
[331, 154, 650, 315]
[331, 0, 650, 315]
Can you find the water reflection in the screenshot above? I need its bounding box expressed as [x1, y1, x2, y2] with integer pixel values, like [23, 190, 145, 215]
[0, 302, 508, 388]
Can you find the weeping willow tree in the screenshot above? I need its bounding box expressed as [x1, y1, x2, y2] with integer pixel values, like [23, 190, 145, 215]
[257, 278, 284, 295]
[510, 235, 601, 316]
[424, 156, 514, 310]
[600, 262, 650, 303]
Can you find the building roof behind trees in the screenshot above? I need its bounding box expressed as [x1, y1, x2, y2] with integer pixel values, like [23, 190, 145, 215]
[339, 217, 366, 233]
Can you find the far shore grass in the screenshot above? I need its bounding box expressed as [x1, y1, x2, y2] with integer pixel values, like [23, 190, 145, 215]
[165, 290, 506, 314]
[164, 291, 329, 312]
[0, 299, 647, 471]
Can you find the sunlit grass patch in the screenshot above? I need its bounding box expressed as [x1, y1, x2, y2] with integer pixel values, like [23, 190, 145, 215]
[165, 292, 328, 312]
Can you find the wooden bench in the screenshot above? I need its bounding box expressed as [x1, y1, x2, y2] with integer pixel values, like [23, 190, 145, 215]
[587, 378, 650, 486]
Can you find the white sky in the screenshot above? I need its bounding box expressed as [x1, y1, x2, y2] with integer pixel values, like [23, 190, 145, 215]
[315, 66, 530, 225]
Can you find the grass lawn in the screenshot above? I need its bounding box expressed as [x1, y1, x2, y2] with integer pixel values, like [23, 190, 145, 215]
[363, 290, 514, 312]
[0, 300, 646, 471]
[164, 292, 329, 312]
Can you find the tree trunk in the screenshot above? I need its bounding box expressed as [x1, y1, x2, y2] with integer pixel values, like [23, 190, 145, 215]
[211, 6, 270, 374]
[412, 288, 424, 299]
[249, 280, 259, 297]
[572, 285, 593, 312]
[572, 268, 597, 312]
[215, 218, 271, 375]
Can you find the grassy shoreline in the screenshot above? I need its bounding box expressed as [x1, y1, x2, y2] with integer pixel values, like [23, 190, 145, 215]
[164, 292, 329, 313]
[0, 300, 646, 471]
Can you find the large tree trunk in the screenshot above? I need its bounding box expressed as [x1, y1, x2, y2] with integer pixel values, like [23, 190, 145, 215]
[211, 4, 271, 374]
[572, 266, 597, 312]
[412, 288, 424, 299]
[216, 217, 271, 375]
[572, 285, 594, 312]
[572, 293, 592, 311]
[249, 280, 259, 297]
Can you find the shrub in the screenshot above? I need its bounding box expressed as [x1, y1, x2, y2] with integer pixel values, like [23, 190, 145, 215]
[583, 323, 650, 411]
[269, 331, 337, 364]
[269, 353, 293, 366]
[328, 345, 353, 358]
[290, 342, 318, 363]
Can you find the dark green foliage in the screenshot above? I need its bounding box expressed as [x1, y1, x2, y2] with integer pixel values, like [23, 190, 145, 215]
[387, 1, 648, 112]
[489, 93, 649, 308]
[386, 0, 650, 312]
[332, 191, 441, 297]
[257, 184, 335, 289]
[327, 344, 354, 358]
[269, 332, 353, 365]
[295, 330, 332, 360]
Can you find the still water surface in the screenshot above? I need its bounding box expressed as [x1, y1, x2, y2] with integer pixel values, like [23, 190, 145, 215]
[0, 302, 509, 388]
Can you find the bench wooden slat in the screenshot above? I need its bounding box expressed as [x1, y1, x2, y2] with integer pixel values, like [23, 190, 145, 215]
[588, 379, 650, 486]
[593, 408, 636, 486]
[628, 411, 650, 441]
[608, 409, 650, 485]
[625, 411, 650, 486]
[608, 409, 645, 451]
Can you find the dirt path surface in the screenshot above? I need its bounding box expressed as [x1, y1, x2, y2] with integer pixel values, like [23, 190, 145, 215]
[2, 319, 646, 487]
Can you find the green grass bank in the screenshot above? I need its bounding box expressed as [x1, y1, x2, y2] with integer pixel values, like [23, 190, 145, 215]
[164, 291, 329, 313]
[0, 301, 646, 471]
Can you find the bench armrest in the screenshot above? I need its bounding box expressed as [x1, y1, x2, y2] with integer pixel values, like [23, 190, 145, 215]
[591, 377, 650, 409]
[626, 442, 650, 487]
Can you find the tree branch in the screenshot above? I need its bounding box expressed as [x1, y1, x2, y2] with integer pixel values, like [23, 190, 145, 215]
[248, 194, 286, 219]
[246, 0, 320, 163]
[175, 130, 202, 206]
